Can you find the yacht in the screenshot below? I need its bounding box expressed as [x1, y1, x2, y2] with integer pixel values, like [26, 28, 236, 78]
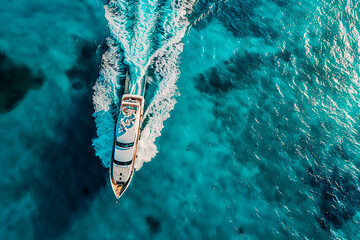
[110, 94, 144, 199]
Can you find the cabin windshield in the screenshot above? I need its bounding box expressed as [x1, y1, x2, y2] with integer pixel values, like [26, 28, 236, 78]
[116, 141, 134, 148]
[114, 159, 132, 166]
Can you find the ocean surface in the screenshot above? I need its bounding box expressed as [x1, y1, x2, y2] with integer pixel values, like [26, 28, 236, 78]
[1, 0, 360, 239]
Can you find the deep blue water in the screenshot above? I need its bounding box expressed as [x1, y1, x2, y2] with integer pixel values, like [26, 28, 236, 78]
[1, 0, 360, 239]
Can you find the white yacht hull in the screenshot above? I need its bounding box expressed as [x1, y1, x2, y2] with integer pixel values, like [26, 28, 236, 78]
[109, 94, 144, 199]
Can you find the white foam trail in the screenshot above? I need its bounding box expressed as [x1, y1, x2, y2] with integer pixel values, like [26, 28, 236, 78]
[92, 38, 123, 167]
[135, 0, 197, 169]
[135, 43, 184, 170]
[93, 0, 196, 169]
[92, 0, 140, 168]
[128, 0, 159, 94]
[104, 1, 133, 54]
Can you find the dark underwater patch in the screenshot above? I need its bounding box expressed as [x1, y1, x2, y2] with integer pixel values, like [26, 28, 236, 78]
[271, 0, 290, 7]
[203, 0, 279, 39]
[0, 53, 44, 113]
[146, 216, 161, 234]
[31, 42, 107, 240]
[279, 49, 292, 63]
[66, 40, 105, 90]
[237, 226, 244, 235]
[195, 52, 263, 96]
[308, 161, 360, 230]
[195, 68, 235, 95]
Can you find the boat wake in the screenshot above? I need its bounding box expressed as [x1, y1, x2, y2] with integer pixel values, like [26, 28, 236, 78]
[92, 0, 196, 169]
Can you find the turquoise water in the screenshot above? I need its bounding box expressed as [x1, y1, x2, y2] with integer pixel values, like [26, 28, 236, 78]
[1, 0, 360, 239]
